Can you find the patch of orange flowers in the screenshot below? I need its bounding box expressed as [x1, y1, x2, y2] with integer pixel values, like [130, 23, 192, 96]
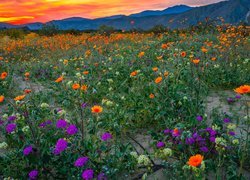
[91, 105, 103, 114]
[0, 95, 4, 103]
[81, 85, 88, 91]
[161, 44, 168, 49]
[55, 76, 63, 83]
[72, 83, 80, 90]
[14, 95, 25, 101]
[25, 72, 30, 77]
[149, 93, 155, 99]
[130, 71, 137, 77]
[1, 72, 8, 80]
[138, 52, 145, 58]
[181, 51, 186, 57]
[234, 85, 250, 94]
[152, 67, 158, 72]
[155, 77, 162, 84]
[83, 71, 89, 75]
[24, 89, 32, 94]
[188, 154, 204, 167]
[192, 59, 200, 64]
[211, 57, 216, 61]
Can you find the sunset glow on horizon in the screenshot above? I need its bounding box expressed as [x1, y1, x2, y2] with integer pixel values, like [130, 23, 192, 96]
[0, 0, 223, 25]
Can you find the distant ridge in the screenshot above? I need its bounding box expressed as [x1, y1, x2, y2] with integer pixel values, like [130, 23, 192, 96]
[0, 0, 249, 30]
[130, 5, 193, 17]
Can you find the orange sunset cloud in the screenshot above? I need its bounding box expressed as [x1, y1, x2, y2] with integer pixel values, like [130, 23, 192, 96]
[0, 0, 223, 24]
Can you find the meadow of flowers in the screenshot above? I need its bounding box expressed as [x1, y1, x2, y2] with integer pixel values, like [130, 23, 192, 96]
[0, 24, 249, 179]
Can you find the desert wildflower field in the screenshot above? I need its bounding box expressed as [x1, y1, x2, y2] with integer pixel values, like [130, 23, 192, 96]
[0, 25, 250, 179]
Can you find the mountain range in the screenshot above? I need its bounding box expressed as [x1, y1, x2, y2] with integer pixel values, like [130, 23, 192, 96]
[0, 0, 249, 31]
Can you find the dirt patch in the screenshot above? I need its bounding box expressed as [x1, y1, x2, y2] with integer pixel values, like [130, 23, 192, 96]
[13, 75, 45, 93]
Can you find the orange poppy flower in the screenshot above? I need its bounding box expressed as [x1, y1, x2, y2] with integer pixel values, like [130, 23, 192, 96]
[55, 76, 63, 83]
[161, 44, 168, 49]
[188, 154, 204, 167]
[192, 59, 200, 64]
[24, 72, 30, 77]
[149, 93, 155, 99]
[0, 95, 4, 103]
[152, 67, 158, 72]
[72, 83, 80, 90]
[181, 52, 186, 57]
[83, 71, 89, 75]
[1, 72, 8, 80]
[156, 56, 163, 60]
[91, 105, 103, 114]
[211, 57, 216, 61]
[164, 71, 169, 77]
[14, 95, 25, 101]
[234, 85, 250, 94]
[24, 89, 32, 94]
[138, 52, 145, 58]
[155, 77, 162, 84]
[81, 85, 88, 91]
[201, 47, 208, 53]
[130, 71, 137, 77]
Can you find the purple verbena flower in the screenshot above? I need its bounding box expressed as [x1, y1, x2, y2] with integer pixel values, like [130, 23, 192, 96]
[227, 97, 235, 104]
[185, 137, 195, 145]
[56, 119, 67, 129]
[223, 118, 230, 123]
[228, 131, 235, 136]
[29, 170, 38, 180]
[82, 169, 94, 180]
[209, 136, 215, 142]
[0, 120, 4, 126]
[53, 138, 68, 155]
[66, 125, 78, 135]
[235, 94, 241, 99]
[200, 146, 209, 153]
[101, 132, 112, 141]
[23, 145, 33, 156]
[196, 115, 203, 122]
[8, 116, 16, 121]
[6, 123, 16, 133]
[163, 129, 170, 134]
[74, 157, 88, 167]
[156, 141, 165, 148]
[97, 172, 107, 180]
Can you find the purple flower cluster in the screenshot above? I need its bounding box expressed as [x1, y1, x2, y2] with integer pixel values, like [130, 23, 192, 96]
[8, 115, 16, 121]
[97, 172, 107, 180]
[56, 119, 68, 128]
[53, 138, 68, 155]
[66, 125, 78, 135]
[0, 120, 4, 126]
[6, 123, 16, 133]
[163, 129, 170, 134]
[82, 169, 94, 180]
[156, 141, 165, 148]
[29, 170, 38, 179]
[184, 127, 219, 153]
[39, 120, 52, 128]
[196, 115, 203, 122]
[23, 145, 33, 156]
[223, 118, 230, 123]
[74, 156, 88, 167]
[101, 132, 112, 141]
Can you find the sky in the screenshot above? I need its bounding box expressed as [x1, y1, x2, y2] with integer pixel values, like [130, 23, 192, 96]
[0, 0, 224, 25]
